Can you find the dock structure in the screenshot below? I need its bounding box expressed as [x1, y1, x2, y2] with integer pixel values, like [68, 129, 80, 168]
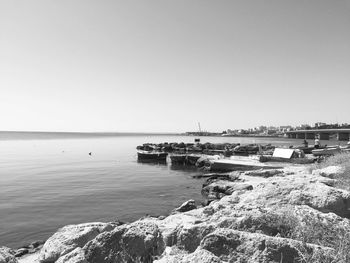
[286, 129, 350, 141]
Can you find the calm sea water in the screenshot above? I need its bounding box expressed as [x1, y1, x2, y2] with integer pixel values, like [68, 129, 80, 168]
[0, 133, 345, 248]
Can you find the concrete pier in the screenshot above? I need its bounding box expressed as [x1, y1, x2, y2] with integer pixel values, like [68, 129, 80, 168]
[286, 128, 350, 141]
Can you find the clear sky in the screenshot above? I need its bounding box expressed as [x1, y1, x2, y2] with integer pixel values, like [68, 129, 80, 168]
[0, 1, 349, 133]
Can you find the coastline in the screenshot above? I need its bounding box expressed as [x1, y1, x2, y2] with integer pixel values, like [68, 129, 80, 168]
[2, 159, 349, 262]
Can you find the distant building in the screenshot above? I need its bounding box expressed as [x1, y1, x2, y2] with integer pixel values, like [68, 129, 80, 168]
[237, 129, 248, 134]
[296, 124, 311, 130]
[264, 129, 277, 135]
[279, 125, 292, 132]
[226, 129, 235, 135]
[315, 122, 327, 128]
[258, 126, 267, 132]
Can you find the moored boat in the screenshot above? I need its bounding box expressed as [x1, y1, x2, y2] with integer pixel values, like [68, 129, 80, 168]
[340, 145, 350, 152]
[259, 155, 315, 164]
[233, 144, 259, 155]
[208, 158, 283, 172]
[312, 147, 341, 156]
[137, 150, 168, 161]
[293, 145, 315, 154]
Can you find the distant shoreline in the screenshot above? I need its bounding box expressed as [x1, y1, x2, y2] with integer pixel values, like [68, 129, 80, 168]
[0, 131, 343, 141]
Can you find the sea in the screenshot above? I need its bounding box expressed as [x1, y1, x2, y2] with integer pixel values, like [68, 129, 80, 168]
[0, 132, 345, 248]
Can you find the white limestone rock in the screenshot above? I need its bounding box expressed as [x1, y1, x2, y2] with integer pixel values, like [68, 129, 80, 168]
[38, 222, 114, 263]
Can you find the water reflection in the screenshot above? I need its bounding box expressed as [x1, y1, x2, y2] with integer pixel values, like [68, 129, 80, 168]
[169, 164, 199, 173]
[136, 159, 167, 166]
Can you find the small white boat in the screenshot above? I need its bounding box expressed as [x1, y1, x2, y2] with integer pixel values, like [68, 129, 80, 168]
[312, 147, 341, 156]
[208, 158, 283, 172]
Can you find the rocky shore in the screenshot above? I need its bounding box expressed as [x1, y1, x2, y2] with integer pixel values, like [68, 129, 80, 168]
[2, 163, 350, 262]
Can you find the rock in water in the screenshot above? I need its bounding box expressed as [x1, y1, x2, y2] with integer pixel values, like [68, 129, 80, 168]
[0, 247, 18, 263]
[14, 248, 28, 258]
[30, 241, 45, 250]
[38, 222, 114, 263]
[173, 200, 197, 213]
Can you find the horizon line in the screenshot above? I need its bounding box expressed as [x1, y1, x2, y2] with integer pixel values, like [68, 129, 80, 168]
[0, 130, 183, 135]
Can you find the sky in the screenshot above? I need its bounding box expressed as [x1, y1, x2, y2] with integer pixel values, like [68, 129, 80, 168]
[0, 1, 349, 133]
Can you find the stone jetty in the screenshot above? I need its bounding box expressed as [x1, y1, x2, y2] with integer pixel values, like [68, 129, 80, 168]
[137, 142, 275, 156]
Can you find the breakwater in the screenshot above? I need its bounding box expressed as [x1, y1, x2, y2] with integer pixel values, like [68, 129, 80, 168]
[137, 141, 276, 155]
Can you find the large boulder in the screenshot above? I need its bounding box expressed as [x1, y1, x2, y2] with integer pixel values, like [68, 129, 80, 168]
[157, 213, 200, 247]
[202, 179, 252, 204]
[287, 205, 350, 246]
[38, 222, 114, 263]
[0, 247, 17, 263]
[176, 223, 216, 252]
[200, 229, 333, 263]
[238, 174, 350, 217]
[84, 220, 165, 263]
[215, 204, 350, 245]
[215, 207, 297, 238]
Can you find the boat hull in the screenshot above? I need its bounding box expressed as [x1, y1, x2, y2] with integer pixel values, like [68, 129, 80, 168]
[137, 151, 168, 161]
[312, 148, 341, 156]
[209, 159, 283, 172]
[259, 155, 315, 164]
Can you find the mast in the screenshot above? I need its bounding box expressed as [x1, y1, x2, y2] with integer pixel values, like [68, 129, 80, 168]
[198, 122, 202, 133]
